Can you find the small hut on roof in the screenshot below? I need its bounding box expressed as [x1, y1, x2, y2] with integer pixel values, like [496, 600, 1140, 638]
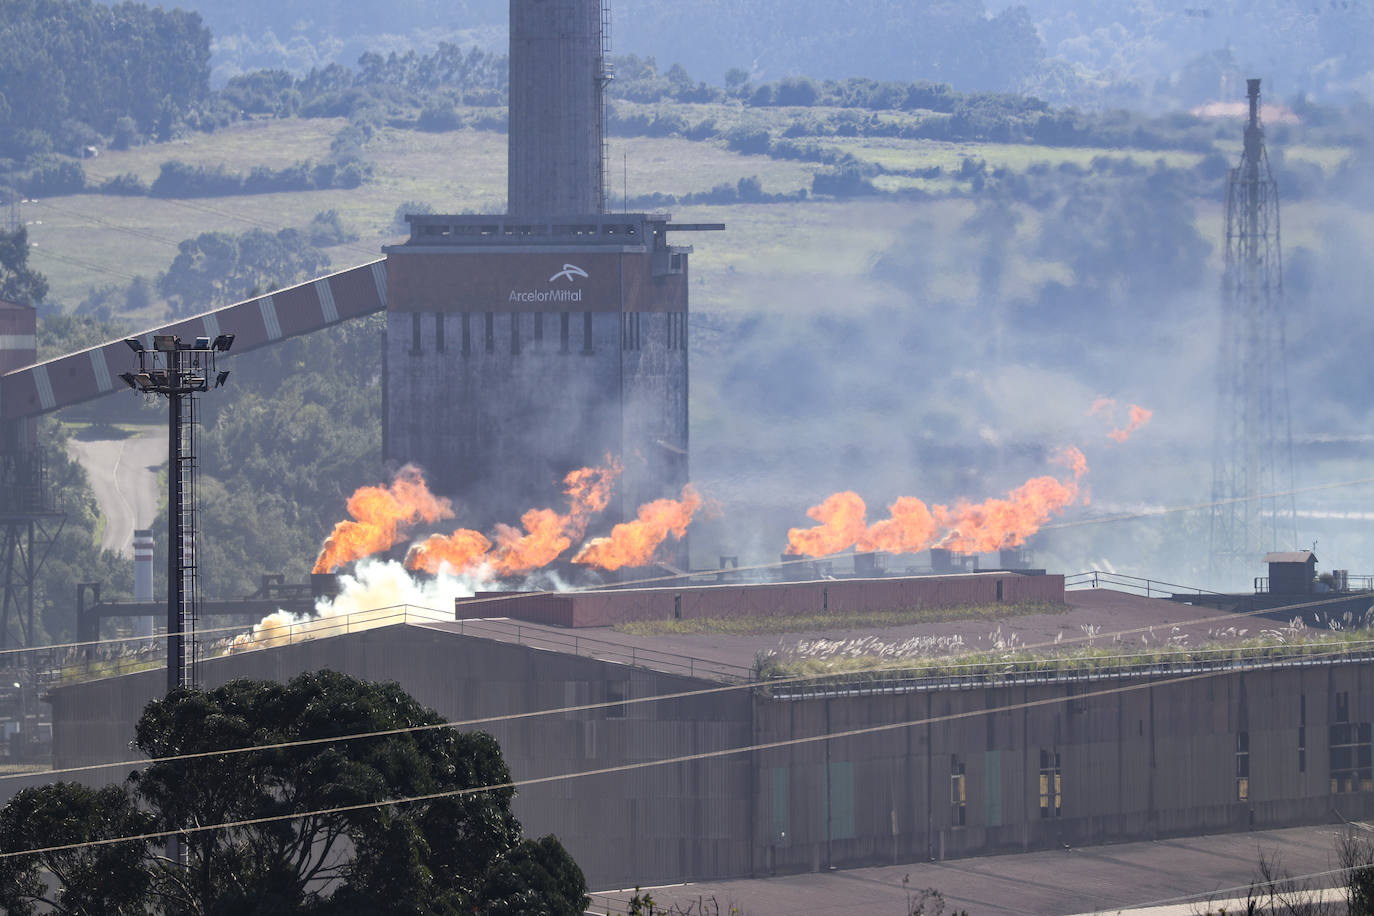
[1264, 551, 1317, 595]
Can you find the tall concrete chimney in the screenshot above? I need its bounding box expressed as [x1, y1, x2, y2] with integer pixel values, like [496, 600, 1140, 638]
[133, 528, 154, 638]
[507, 0, 607, 218]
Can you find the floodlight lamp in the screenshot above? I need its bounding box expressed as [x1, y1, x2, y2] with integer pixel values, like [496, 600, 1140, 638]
[134, 372, 154, 391]
[214, 370, 230, 389]
[212, 334, 235, 352]
[119, 372, 137, 389]
[149, 369, 169, 386]
[194, 336, 211, 349]
[124, 338, 144, 354]
[153, 334, 179, 353]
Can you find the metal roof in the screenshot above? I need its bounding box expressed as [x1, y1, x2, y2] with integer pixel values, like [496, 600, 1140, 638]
[1265, 550, 1316, 563]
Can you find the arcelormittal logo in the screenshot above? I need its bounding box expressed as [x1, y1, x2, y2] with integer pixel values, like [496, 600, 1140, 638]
[511, 264, 589, 303]
[550, 264, 589, 283]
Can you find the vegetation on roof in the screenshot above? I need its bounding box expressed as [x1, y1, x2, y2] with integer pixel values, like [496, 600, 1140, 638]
[612, 600, 1066, 637]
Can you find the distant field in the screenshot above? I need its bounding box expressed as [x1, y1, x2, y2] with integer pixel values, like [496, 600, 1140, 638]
[18, 113, 1352, 314]
[815, 136, 1208, 176]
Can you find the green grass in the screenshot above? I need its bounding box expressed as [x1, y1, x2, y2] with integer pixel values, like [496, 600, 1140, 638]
[19, 112, 1355, 317]
[614, 600, 1066, 636]
[754, 627, 1374, 681]
[0, 764, 50, 776]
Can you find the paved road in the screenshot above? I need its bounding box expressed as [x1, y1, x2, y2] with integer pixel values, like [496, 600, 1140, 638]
[588, 824, 1347, 916]
[66, 427, 164, 557]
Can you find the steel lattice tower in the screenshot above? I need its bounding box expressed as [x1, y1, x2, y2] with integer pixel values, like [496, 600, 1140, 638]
[1209, 78, 1297, 590]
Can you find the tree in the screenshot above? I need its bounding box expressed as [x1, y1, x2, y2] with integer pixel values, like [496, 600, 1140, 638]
[157, 227, 330, 315]
[0, 227, 49, 307]
[0, 783, 153, 916]
[0, 670, 590, 915]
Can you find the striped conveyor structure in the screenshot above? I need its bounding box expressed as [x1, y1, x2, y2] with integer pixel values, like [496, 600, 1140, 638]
[0, 260, 386, 421]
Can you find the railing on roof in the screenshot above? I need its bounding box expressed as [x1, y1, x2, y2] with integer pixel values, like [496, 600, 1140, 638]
[41, 604, 754, 688]
[765, 638, 1374, 700]
[1255, 575, 1374, 594]
[443, 616, 754, 683]
[1064, 570, 1226, 599]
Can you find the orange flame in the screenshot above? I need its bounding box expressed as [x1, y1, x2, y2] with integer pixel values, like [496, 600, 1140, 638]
[858, 497, 938, 554]
[491, 508, 573, 576]
[487, 460, 623, 576]
[785, 447, 1089, 558]
[785, 491, 869, 557]
[404, 528, 492, 576]
[1108, 405, 1153, 443]
[313, 466, 454, 573]
[574, 484, 702, 571]
[1090, 397, 1153, 443]
[400, 459, 622, 578]
[934, 447, 1087, 553]
[561, 459, 622, 540]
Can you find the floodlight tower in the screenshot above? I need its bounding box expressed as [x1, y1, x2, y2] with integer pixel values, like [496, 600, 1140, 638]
[1208, 78, 1296, 589]
[120, 333, 233, 693]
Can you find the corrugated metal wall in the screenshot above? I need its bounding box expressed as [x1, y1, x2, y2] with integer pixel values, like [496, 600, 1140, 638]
[43, 625, 1374, 889]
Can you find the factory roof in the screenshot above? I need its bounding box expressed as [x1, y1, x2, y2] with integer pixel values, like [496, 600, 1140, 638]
[421, 587, 1275, 683]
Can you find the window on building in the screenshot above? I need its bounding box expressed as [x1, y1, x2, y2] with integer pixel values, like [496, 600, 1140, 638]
[461, 312, 471, 356]
[534, 311, 544, 344]
[435, 313, 445, 353]
[1039, 749, 1062, 818]
[510, 312, 520, 355]
[1236, 731, 1250, 801]
[1337, 691, 1350, 723]
[582, 311, 594, 354]
[1329, 722, 1372, 793]
[950, 757, 966, 827]
[560, 312, 570, 354]
[410, 311, 422, 355]
[622, 313, 642, 351]
[605, 682, 626, 719]
[484, 312, 495, 354]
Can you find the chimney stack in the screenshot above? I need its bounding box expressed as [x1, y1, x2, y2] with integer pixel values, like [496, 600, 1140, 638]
[507, 0, 607, 218]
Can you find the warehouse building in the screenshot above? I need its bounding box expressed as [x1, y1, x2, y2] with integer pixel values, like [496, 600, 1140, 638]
[44, 576, 1374, 890]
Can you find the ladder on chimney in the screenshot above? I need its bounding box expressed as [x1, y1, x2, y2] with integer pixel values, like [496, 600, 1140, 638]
[598, 0, 614, 213]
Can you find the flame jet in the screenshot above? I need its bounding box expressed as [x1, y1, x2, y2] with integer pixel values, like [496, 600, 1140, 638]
[313, 466, 454, 573]
[785, 491, 869, 558]
[1090, 398, 1153, 443]
[403, 459, 622, 577]
[785, 447, 1089, 559]
[573, 485, 702, 571]
[934, 447, 1088, 553]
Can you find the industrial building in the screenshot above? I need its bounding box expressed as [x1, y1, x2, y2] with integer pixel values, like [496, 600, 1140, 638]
[42, 565, 1374, 891]
[382, 0, 719, 537]
[0, 0, 718, 586]
[1, 0, 1368, 900]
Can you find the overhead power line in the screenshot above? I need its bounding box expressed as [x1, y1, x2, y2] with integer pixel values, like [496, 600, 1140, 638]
[0, 589, 1363, 787]
[0, 651, 1350, 862]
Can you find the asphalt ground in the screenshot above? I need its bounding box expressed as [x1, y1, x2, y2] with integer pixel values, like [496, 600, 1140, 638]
[588, 823, 1351, 915]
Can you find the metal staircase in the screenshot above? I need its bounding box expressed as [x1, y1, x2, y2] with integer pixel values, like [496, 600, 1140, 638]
[174, 391, 201, 688]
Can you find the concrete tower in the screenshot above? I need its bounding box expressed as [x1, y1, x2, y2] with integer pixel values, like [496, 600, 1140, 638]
[382, 2, 720, 570]
[507, 0, 609, 218]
